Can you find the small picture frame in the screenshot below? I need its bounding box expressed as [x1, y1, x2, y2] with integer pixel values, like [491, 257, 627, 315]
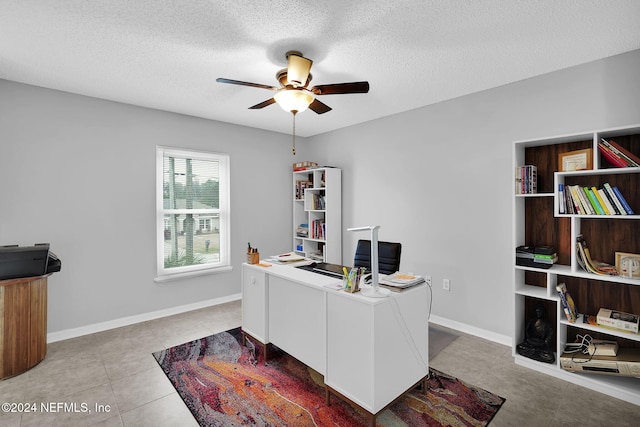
[558, 148, 593, 172]
[615, 252, 640, 279]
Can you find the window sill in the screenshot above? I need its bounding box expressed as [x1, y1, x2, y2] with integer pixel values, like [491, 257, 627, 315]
[154, 265, 233, 283]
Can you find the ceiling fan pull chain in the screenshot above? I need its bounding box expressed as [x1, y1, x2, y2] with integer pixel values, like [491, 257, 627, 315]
[292, 111, 297, 155]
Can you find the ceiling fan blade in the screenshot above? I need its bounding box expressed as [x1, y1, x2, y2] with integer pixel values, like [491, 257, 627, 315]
[311, 81, 370, 95]
[287, 53, 313, 87]
[308, 99, 332, 114]
[216, 78, 278, 91]
[249, 98, 276, 109]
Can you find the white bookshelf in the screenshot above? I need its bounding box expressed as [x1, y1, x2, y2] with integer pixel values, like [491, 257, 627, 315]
[512, 124, 640, 406]
[293, 167, 341, 264]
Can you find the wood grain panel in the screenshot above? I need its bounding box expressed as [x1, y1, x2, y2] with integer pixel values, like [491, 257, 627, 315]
[524, 197, 571, 265]
[0, 276, 49, 379]
[525, 140, 592, 193]
[0, 282, 30, 378]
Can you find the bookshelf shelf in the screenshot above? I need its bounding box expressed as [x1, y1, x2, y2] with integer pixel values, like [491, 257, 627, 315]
[512, 124, 640, 406]
[293, 167, 341, 264]
[560, 314, 640, 343]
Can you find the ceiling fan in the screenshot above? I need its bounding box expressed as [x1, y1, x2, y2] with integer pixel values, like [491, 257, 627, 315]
[217, 51, 369, 155]
[216, 50, 370, 116]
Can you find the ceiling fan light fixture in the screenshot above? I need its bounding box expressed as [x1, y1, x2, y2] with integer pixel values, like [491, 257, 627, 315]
[274, 89, 314, 113]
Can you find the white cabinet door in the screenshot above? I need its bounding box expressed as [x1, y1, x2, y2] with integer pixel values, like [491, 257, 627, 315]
[326, 285, 430, 413]
[241, 264, 268, 343]
[268, 275, 326, 375]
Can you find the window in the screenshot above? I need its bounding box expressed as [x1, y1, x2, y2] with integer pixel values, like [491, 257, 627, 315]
[156, 146, 230, 280]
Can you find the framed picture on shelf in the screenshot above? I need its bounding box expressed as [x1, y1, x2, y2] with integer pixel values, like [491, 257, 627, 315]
[558, 148, 593, 171]
[614, 252, 640, 278]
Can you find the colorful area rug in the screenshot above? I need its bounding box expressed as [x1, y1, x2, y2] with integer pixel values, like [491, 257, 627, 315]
[153, 328, 504, 426]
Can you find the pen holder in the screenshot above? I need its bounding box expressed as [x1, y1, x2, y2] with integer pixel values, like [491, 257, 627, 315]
[247, 252, 260, 264]
[343, 269, 361, 293]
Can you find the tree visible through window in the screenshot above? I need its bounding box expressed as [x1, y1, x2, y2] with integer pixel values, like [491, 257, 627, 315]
[156, 147, 230, 279]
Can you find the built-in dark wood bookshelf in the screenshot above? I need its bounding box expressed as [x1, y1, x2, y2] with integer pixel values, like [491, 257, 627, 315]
[513, 124, 640, 406]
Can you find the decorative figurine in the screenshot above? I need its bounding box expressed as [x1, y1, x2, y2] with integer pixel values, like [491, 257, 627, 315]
[516, 303, 555, 364]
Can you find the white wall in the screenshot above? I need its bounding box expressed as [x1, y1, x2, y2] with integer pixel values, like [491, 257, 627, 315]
[307, 49, 640, 340]
[0, 81, 304, 335]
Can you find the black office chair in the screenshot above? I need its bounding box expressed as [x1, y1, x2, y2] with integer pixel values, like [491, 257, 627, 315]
[353, 240, 402, 275]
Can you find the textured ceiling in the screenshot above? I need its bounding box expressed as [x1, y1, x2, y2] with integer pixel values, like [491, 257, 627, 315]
[1, 1, 639, 137]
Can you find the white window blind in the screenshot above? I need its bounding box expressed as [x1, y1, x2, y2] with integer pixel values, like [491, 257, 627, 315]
[156, 146, 230, 280]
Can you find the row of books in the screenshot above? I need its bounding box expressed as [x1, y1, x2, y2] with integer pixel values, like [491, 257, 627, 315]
[309, 193, 326, 210]
[558, 183, 634, 215]
[575, 234, 618, 276]
[515, 165, 537, 194]
[292, 161, 318, 171]
[598, 138, 640, 168]
[310, 219, 325, 239]
[295, 179, 313, 200]
[296, 223, 308, 237]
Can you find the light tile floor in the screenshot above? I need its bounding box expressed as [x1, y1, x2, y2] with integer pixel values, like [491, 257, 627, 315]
[0, 300, 638, 426]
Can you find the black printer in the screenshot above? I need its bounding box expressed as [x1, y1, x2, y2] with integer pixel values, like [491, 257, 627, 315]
[0, 243, 61, 280]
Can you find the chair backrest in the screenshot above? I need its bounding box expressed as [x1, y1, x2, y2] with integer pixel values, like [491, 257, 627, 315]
[353, 240, 402, 275]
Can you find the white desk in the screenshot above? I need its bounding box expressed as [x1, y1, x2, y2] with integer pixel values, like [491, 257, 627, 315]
[241, 262, 430, 424]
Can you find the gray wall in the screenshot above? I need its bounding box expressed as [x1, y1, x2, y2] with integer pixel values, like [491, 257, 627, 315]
[1, 49, 639, 342]
[0, 81, 303, 335]
[308, 49, 640, 340]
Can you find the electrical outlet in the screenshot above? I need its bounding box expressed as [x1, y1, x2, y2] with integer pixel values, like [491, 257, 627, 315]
[443, 278, 450, 291]
[425, 275, 432, 287]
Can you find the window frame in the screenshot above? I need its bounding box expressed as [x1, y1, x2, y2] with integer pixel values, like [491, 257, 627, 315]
[155, 146, 231, 281]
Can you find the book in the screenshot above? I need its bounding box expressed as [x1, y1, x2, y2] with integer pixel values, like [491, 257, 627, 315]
[558, 184, 566, 214]
[575, 185, 594, 214]
[603, 183, 627, 215]
[515, 165, 537, 194]
[596, 188, 616, 215]
[584, 187, 604, 215]
[612, 186, 634, 214]
[592, 187, 610, 215]
[597, 308, 639, 333]
[556, 283, 578, 323]
[575, 235, 618, 276]
[296, 223, 309, 237]
[568, 185, 585, 214]
[598, 141, 630, 168]
[563, 185, 575, 214]
[600, 138, 640, 167]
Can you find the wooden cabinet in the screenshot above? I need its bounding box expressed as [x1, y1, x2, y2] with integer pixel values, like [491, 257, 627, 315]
[293, 167, 341, 264]
[0, 275, 49, 379]
[512, 124, 640, 405]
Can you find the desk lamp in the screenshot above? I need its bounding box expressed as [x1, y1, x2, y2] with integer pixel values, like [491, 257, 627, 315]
[347, 225, 391, 298]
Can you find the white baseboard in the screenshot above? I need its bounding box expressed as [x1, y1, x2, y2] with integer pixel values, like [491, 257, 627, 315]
[429, 314, 512, 347]
[47, 293, 242, 343]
